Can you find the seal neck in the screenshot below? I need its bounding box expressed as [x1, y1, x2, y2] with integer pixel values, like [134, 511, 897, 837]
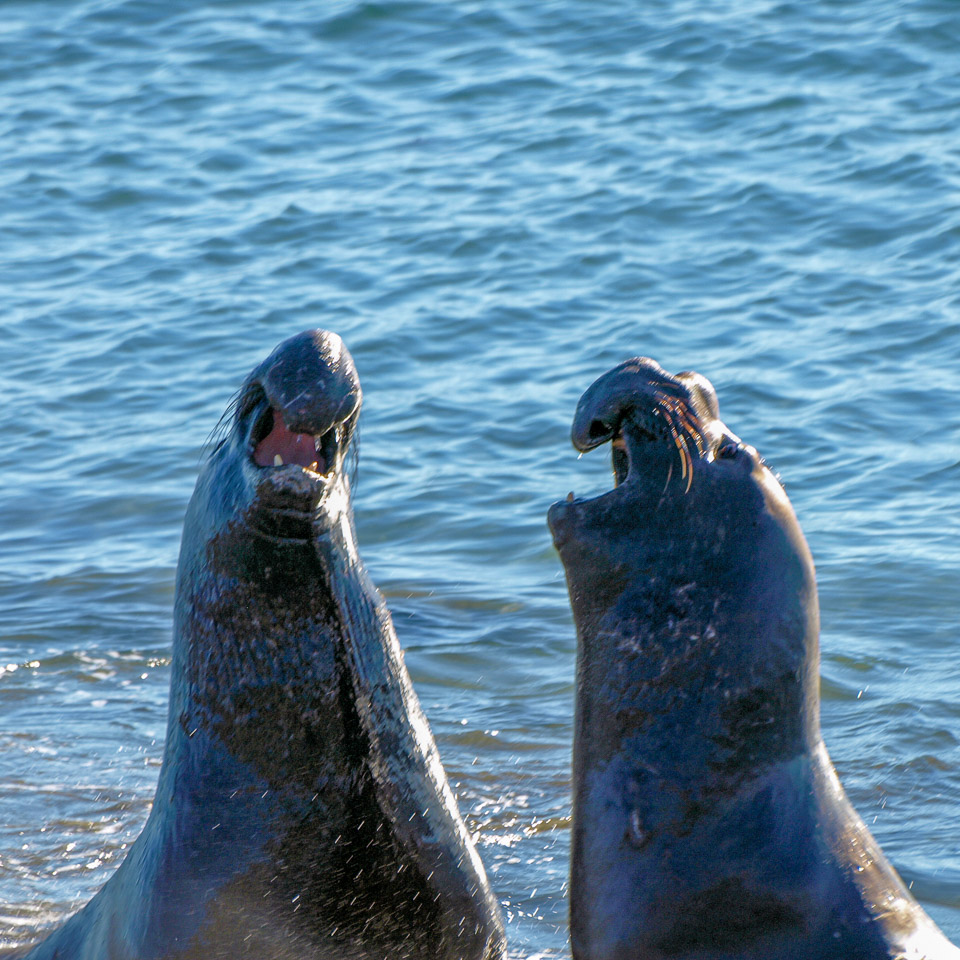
[565, 477, 823, 777]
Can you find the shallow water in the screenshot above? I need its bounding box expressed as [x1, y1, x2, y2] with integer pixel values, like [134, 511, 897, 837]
[1, 0, 959, 954]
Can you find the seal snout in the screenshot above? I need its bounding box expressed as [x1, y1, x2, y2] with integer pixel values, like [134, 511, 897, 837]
[568, 357, 713, 495]
[241, 329, 362, 480]
[570, 358, 669, 454]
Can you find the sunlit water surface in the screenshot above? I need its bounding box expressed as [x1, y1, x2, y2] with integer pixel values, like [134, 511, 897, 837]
[1, 1, 959, 955]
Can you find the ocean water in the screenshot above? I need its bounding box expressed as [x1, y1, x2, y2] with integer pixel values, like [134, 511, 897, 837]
[1, 0, 959, 954]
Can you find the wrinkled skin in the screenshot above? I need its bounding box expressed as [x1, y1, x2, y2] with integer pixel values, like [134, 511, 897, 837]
[548, 358, 959, 960]
[23, 330, 505, 960]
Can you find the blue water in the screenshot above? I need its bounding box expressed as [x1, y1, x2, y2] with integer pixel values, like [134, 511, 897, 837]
[1, 0, 959, 954]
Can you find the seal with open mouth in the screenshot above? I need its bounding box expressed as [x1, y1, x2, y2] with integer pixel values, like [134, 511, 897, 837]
[547, 358, 959, 960]
[24, 330, 506, 960]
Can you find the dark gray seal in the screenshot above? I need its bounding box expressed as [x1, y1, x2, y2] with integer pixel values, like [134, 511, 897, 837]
[547, 358, 959, 960]
[24, 330, 506, 960]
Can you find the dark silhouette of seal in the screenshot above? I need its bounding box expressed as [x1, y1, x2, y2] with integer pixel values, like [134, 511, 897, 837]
[23, 330, 506, 960]
[548, 358, 959, 960]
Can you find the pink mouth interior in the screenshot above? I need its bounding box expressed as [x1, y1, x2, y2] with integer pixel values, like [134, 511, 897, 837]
[253, 410, 325, 471]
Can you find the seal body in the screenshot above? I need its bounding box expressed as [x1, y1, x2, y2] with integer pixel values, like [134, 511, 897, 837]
[548, 359, 959, 960]
[25, 330, 505, 960]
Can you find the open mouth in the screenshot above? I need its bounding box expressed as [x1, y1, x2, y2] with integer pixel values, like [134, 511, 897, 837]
[609, 422, 660, 488]
[611, 434, 629, 486]
[249, 406, 340, 476]
[242, 400, 349, 541]
[226, 329, 363, 539]
[551, 361, 726, 549]
[582, 403, 692, 497]
[572, 367, 710, 500]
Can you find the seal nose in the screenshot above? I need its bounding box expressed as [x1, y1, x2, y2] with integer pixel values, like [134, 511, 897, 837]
[571, 357, 670, 452]
[255, 329, 362, 437]
[245, 329, 362, 472]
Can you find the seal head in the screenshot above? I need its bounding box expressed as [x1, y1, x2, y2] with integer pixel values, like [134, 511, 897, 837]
[549, 358, 959, 960]
[25, 330, 506, 960]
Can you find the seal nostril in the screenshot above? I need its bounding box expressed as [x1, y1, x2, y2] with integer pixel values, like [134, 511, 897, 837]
[237, 383, 267, 422]
[588, 419, 609, 441]
[318, 425, 340, 475]
[250, 406, 274, 449]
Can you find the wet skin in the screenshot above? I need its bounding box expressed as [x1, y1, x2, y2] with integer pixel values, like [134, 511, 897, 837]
[548, 358, 959, 960]
[23, 330, 506, 960]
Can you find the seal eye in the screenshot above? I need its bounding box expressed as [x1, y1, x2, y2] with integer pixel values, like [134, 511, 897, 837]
[717, 441, 739, 459]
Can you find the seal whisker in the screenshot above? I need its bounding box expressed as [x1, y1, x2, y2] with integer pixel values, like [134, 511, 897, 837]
[678, 432, 695, 494]
[345, 420, 361, 490]
[661, 406, 690, 487]
[202, 386, 244, 458]
[676, 409, 705, 458]
[661, 461, 674, 497]
[656, 393, 701, 494]
[673, 412, 698, 494]
[669, 425, 687, 482]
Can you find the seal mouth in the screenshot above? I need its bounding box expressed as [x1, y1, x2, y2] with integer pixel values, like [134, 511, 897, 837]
[239, 388, 355, 538]
[570, 362, 712, 503]
[215, 330, 364, 543]
[249, 404, 341, 477]
[548, 358, 730, 556]
[607, 393, 704, 493]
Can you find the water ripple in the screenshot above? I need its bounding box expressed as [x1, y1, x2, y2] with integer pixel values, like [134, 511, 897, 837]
[1, 0, 959, 954]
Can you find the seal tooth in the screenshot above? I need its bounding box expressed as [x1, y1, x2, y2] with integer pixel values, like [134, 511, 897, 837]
[274, 454, 284, 466]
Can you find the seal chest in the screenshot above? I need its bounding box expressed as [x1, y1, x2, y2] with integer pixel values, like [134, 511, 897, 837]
[549, 357, 960, 960]
[24, 330, 506, 960]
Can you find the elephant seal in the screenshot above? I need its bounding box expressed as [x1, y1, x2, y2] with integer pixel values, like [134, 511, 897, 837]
[547, 358, 959, 960]
[24, 330, 506, 960]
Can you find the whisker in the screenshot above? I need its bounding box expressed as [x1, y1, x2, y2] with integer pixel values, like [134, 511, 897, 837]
[663, 407, 689, 484]
[675, 414, 699, 492]
[201, 387, 243, 461]
[658, 394, 702, 494]
[346, 420, 361, 490]
[677, 410, 704, 457]
[661, 461, 674, 497]
[676, 424, 695, 493]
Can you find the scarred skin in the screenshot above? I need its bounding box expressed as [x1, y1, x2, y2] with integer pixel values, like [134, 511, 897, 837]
[22, 330, 506, 960]
[548, 358, 959, 960]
